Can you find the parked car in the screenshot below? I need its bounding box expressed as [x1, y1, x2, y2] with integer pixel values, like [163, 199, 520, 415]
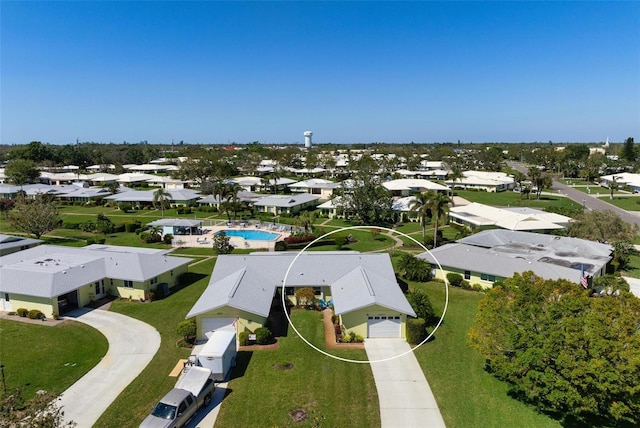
[140, 367, 214, 428]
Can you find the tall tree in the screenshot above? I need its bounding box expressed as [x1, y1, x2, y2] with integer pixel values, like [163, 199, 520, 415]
[568, 209, 638, 270]
[152, 188, 172, 218]
[8, 195, 60, 238]
[337, 155, 393, 226]
[409, 192, 433, 241]
[512, 170, 527, 200]
[621, 137, 635, 162]
[4, 159, 40, 187]
[429, 192, 452, 248]
[469, 271, 640, 427]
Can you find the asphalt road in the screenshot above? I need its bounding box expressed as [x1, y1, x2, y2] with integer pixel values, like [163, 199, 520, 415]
[507, 161, 640, 231]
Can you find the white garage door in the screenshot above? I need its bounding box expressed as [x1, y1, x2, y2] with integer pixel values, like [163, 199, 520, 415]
[367, 316, 401, 338]
[202, 318, 236, 338]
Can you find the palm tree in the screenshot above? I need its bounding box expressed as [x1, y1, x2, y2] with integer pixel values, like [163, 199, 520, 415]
[448, 166, 464, 191]
[609, 175, 619, 200]
[152, 187, 172, 219]
[527, 167, 541, 200]
[224, 183, 244, 221]
[512, 171, 526, 200]
[430, 192, 452, 248]
[409, 191, 434, 241]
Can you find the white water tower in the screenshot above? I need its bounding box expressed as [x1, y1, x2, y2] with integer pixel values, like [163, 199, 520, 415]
[304, 131, 313, 148]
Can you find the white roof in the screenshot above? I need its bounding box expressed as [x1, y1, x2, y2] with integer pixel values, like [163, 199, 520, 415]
[288, 178, 339, 190]
[449, 203, 571, 231]
[187, 252, 415, 319]
[253, 194, 320, 208]
[382, 179, 449, 192]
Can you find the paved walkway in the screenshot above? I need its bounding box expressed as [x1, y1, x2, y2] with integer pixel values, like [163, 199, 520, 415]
[365, 339, 446, 428]
[59, 307, 161, 427]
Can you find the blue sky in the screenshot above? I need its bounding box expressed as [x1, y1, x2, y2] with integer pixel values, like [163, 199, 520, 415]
[2, 1, 639, 145]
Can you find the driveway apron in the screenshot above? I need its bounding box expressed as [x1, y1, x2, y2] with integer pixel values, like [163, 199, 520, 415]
[365, 338, 446, 428]
[59, 308, 161, 427]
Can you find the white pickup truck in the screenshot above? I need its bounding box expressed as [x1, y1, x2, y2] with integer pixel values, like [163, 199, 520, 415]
[140, 366, 215, 428]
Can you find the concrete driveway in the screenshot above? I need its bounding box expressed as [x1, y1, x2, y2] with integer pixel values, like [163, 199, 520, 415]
[59, 307, 160, 427]
[365, 339, 446, 428]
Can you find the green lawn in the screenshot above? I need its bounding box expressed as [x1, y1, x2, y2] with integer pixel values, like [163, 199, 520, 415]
[455, 190, 582, 211]
[0, 319, 108, 398]
[597, 195, 640, 211]
[410, 281, 561, 428]
[215, 310, 379, 428]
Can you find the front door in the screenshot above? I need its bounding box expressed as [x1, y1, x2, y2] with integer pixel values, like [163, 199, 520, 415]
[1, 293, 11, 311]
[94, 280, 105, 299]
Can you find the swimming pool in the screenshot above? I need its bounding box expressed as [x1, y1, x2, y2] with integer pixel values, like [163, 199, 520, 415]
[216, 229, 280, 241]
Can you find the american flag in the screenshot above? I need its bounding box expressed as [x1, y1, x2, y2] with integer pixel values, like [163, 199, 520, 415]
[580, 267, 589, 289]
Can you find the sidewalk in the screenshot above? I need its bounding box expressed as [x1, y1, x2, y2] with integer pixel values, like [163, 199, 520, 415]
[365, 339, 446, 428]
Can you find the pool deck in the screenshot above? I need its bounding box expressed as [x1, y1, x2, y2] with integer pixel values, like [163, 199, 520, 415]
[171, 222, 292, 250]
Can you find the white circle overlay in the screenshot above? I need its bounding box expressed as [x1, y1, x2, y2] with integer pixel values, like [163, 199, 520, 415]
[281, 225, 449, 364]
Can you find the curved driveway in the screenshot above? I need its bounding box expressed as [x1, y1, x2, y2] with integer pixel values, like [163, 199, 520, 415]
[59, 307, 161, 427]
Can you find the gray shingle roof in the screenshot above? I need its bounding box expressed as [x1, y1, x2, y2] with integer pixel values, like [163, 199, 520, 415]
[419, 230, 612, 281]
[0, 245, 192, 298]
[187, 252, 415, 318]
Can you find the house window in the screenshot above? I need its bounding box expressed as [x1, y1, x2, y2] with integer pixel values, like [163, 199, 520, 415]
[171, 270, 174, 277]
[150, 277, 158, 285]
[124, 280, 133, 288]
[313, 287, 322, 295]
[109, 279, 113, 286]
[4, 293, 9, 302]
[464, 271, 471, 280]
[95, 282, 101, 294]
[285, 287, 295, 296]
[480, 273, 496, 282]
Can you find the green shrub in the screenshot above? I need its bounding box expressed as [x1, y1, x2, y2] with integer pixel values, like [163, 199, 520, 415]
[163, 234, 174, 244]
[274, 241, 287, 251]
[125, 223, 138, 233]
[406, 318, 427, 345]
[62, 221, 79, 230]
[239, 331, 250, 346]
[86, 238, 96, 245]
[341, 333, 352, 343]
[254, 327, 271, 345]
[17, 308, 28, 317]
[176, 319, 197, 342]
[460, 280, 471, 289]
[472, 283, 484, 292]
[353, 334, 364, 343]
[446, 272, 464, 287]
[119, 202, 132, 213]
[28, 309, 45, 320]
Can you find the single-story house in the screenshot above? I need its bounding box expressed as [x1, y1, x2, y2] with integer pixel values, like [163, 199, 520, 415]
[382, 179, 450, 197]
[0, 234, 43, 256]
[57, 186, 112, 204]
[395, 169, 449, 180]
[599, 172, 640, 192]
[197, 191, 260, 208]
[253, 194, 320, 215]
[0, 245, 192, 317]
[186, 252, 416, 340]
[418, 229, 612, 289]
[445, 171, 515, 192]
[147, 219, 203, 236]
[104, 188, 201, 208]
[448, 202, 571, 232]
[229, 176, 262, 192]
[288, 178, 340, 200]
